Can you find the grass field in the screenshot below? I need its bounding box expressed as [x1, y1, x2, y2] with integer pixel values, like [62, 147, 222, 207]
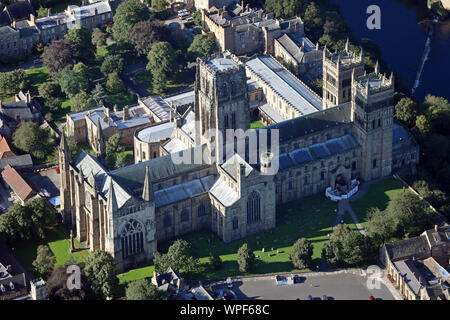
[14, 224, 88, 278]
[350, 178, 403, 228]
[250, 121, 265, 129]
[27, 66, 50, 93]
[117, 194, 338, 286]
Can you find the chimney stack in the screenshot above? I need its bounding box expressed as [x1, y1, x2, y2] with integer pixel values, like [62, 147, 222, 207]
[94, 8, 98, 15]
[106, 108, 110, 118]
[434, 224, 438, 232]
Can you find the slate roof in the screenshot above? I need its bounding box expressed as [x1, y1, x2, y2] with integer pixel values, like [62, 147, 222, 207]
[278, 134, 359, 170]
[385, 235, 430, 261]
[221, 154, 253, 180]
[0, 1, 35, 26]
[1, 164, 35, 202]
[0, 100, 34, 125]
[209, 177, 239, 206]
[262, 102, 352, 143]
[140, 95, 174, 122]
[393, 259, 427, 296]
[245, 55, 322, 115]
[135, 122, 174, 143]
[0, 154, 32, 169]
[276, 34, 304, 63]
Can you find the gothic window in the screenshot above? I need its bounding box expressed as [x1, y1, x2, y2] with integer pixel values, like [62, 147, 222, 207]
[180, 209, 189, 222]
[321, 171, 325, 181]
[232, 112, 236, 129]
[230, 81, 236, 95]
[352, 161, 356, 170]
[221, 84, 227, 97]
[373, 159, 377, 168]
[288, 180, 293, 190]
[233, 217, 238, 230]
[198, 204, 207, 217]
[120, 219, 144, 259]
[224, 115, 229, 129]
[304, 176, 309, 185]
[247, 191, 261, 224]
[163, 215, 172, 228]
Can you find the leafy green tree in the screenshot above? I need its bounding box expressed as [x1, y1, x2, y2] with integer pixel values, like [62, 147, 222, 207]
[386, 191, 428, 237]
[208, 251, 222, 270]
[13, 122, 50, 159]
[38, 81, 62, 100]
[106, 72, 126, 94]
[55, 67, 90, 98]
[151, 0, 166, 11]
[112, 0, 150, 42]
[153, 239, 199, 273]
[92, 28, 107, 48]
[146, 41, 178, 93]
[65, 27, 95, 63]
[91, 83, 108, 106]
[187, 34, 218, 61]
[237, 243, 255, 273]
[416, 114, 432, 134]
[105, 133, 125, 166]
[101, 54, 125, 76]
[32, 245, 56, 279]
[365, 208, 396, 246]
[130, 20, 170, 56]
[114, 154, 128, 169]
[126, 278, 168, 300]
[290, 238, 313, 269]
[193, 10, 202, 26]
[70, 91, 96, 112]
[322, 224, 375, 267]
[395, 97, 418, 126]
[42, 39, 77, 76]
[303, 2, 323, 41]
[0, 69, 30, 95]
[84, 250, 119, 299]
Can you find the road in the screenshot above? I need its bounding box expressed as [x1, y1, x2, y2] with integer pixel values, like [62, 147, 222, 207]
[211, 270, 400, 300]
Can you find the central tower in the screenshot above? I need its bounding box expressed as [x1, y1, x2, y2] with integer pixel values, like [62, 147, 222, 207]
[194, 51, 250, 161]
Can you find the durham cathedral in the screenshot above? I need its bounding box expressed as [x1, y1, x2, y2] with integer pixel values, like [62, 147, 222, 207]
[59, 48, 419, 272]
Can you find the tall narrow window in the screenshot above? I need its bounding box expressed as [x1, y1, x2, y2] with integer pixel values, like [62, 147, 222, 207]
[247, 191, 261, 224]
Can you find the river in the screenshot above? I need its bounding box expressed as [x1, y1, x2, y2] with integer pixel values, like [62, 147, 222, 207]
[330, 0, 450, 100]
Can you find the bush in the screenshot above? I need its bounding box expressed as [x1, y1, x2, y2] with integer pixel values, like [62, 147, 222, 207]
[237, 243, 255, 273]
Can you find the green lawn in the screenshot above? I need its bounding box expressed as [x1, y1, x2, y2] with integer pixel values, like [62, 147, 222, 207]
[350, 178, 403, 228]
[117, 194, 338, 286]
[26, 66, 50, 93]
[250, 120, 265, 129]
[14, 224, 88, 278]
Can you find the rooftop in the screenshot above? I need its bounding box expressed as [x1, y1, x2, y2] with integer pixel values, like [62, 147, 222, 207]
[245, 55, 322, 115]
[1, 164, 35, 202]
[135, 122, 174, 143]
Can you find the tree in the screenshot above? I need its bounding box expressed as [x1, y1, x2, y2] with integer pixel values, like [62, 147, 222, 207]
[106, 72, 126, 94]
[303, 2, 323, 41]
[32, 245, 56, 279]
[237, 243, 255, 273]
[47, 262, 94, 300]
[38, 81, 62, 100]
[70, 91, 96, 112]
[65, 27, 95, 63]
[101, 54, 125, 76]
[130, 20, 170, 56]
[187, 34, 218, 61]
[112, 0, 150, 42]
[13, 122, 50, 159]
[55, 66, 90, 98]
[42, 39, 77, 76]
[151, 0, 167, 11]
[91, 83, 108, 106]
[126, 278, 168, 300]
[114, 154, 128, 169]
[84, 250, 119, 299]
[208, 251, 222, 271]
[395, 97, 418, 126]
[153, 239, 198, 273]
[193, 10, 202, 26]
[0, 198, 54, 243]
[92, 28, 107, 48]
[290, 238, 313, 269]
[415, 114, 432, 134]
[322, 224, 375, 267]
[365, 208, 396, 246]
[0, 69, 30, 96]
[146, 42, 178, 93]
[386, 191, 428, 238]
[105, 133, 125, 166]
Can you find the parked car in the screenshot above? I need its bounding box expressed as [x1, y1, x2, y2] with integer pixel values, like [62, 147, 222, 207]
[55, 167, 60, 173]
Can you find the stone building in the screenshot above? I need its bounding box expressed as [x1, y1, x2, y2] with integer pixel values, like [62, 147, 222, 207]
[60, 51, 418, 272]
[0, 1, 112, 60]
[379, 225, 450, 300]
[322, 41, 365, 109]
[273, 33, 323, 80]
[202, 7, 304, 56]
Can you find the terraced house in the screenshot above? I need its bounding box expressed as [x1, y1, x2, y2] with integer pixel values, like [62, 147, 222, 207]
[59, 51, 419, 272]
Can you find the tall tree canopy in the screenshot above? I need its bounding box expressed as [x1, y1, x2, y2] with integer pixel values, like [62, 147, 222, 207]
[42, 39, 77, 76]
[129, 20, 170, 56]
[112, 0, 150, 42]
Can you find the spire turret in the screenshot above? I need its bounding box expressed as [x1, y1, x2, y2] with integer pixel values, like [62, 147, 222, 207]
[142, 166, 154, 202]
[106, 178, 118, 214]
